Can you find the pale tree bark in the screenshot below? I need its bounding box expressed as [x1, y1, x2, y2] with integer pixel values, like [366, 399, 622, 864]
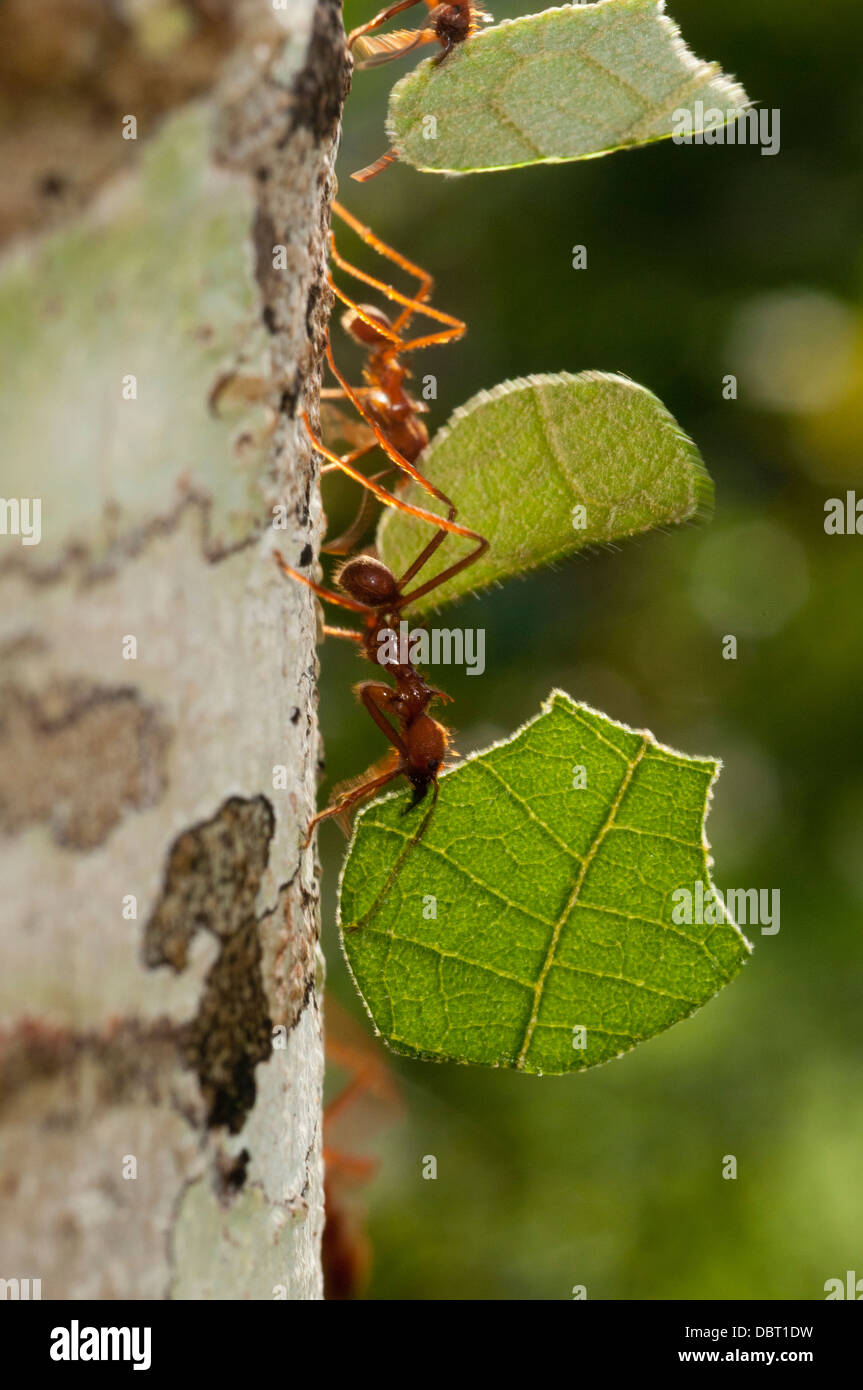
[0, 0, 349, 1300]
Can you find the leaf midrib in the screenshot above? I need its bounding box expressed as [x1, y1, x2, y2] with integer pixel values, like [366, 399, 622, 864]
[515, 733, 647, 1067]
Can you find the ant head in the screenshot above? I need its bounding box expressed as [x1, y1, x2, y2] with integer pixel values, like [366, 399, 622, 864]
[405, 715, 448, 796]
[336, 554, 399, 607]
[342, 303, 394, 348]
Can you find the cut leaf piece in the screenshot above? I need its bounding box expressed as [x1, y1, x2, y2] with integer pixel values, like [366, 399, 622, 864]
[377, 371, 712, 615]
[387, 0, 750, 175]
[339, 691, 751, 1073]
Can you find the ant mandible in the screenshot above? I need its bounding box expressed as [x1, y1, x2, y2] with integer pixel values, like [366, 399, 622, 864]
[275, 493, 487, 841]
[347, 2, 492, 181]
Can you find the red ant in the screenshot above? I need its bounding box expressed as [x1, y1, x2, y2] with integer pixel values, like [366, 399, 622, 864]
[348, 2, 492, 182]
[275, 496, 487, 838]
[348, 1, 491, 69]
[209, 199, 464, 559]
[316, 199, 464, 553]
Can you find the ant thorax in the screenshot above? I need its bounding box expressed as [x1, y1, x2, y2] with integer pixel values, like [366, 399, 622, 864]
[366, 385, 429, 464]
[389, 664, 433, 711]
[368, 358, 408, 395]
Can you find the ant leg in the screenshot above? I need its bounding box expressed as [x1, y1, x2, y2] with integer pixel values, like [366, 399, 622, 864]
[320, 388, 376, 405]
[397, 527, 453, 588]
[322, 490, 377, 557]
[324, 1035, 387, 1172]
[350, 148, 400, 184]
[395, 324, 471, 355]
[273, 550, 369, 615]
[323, 626, 363, 643]
[320, 441, 378, 555]
[323, 1149, 377, 1182]
[303, 409, 478, 550]
[305, 681, 414, 843]
[319, 404, 378, 458]
[357, 683, 410, 760]
[306, 765, 402, 843]
[399, 529, 489, 608]
[306, 409, 446, 523]
[347, 0, 424, 48]
[314, 376, 451, 576]
[328, 278, 402, 349]
[322, 346, 448, 508]
[327, 257, 464, 344]
[330, 279, 403, 354]
[332, 199, 433, 298]
[331, 200, 436, 337]
[318, 352, 489, 594]
[323, 442, 378, 470]
[325, 243, 461, 343]
[432, 36, 454, 65]
[325, 1035, 396, 1121]
[351, 28, 436, 70]
[319, 438, 379, 480]
[329, 275, 464, 364]
[323, 466, 394, 556]
[317, 360, 489, 585]
[324, 1027, 399, 1155]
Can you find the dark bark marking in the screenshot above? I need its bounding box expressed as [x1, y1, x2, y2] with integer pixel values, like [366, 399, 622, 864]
[143, 796, 276, 1134]
[0, 681, 171, 850]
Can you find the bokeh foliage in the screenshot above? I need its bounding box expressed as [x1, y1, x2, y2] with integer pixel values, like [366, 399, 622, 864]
[319, 0, 863, 1299]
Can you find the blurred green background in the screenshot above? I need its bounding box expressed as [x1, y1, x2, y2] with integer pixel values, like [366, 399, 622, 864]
[321, 0, 863, 1298]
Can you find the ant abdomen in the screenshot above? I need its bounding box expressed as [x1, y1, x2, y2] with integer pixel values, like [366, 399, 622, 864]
[342, 304, 393, 347]
[337, 554, 399, 606]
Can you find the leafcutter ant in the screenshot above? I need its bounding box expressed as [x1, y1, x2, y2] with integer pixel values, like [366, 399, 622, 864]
[274, 478, 487, 840]
[348, 1, 491, 69]
[347, 2, 492, 181]
[316, 198, 464, 553]
[209, 199, 464, 559]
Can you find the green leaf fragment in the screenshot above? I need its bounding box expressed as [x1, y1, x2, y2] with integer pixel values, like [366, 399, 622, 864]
[339, 691, 751, 1074]
[387, 0, 750, 174]
[377, 371, 713, 615]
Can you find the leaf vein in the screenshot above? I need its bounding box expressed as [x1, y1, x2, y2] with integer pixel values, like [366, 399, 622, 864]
[516, 736, 649, 1067]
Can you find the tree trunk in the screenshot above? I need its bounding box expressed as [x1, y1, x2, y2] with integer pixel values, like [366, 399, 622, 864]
[0, 0, 348, 1301]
